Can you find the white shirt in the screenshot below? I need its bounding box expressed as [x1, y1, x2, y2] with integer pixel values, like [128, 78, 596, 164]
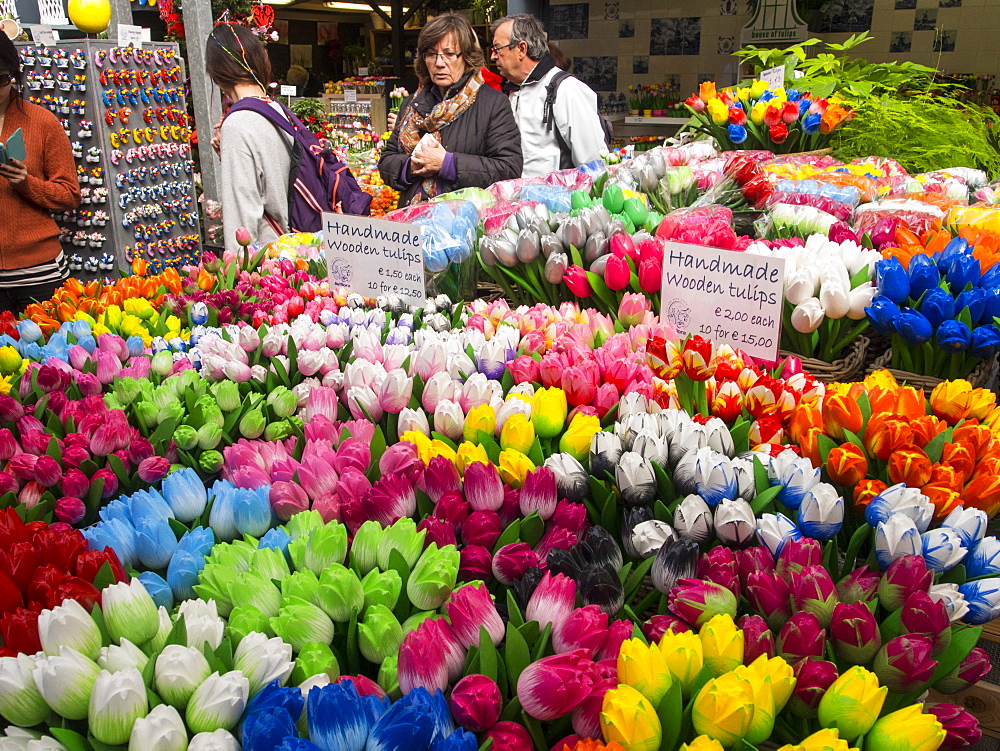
[507, 62, 606, 178]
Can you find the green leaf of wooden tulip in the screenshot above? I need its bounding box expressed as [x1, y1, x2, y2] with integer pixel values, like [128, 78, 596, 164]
[465, 644, 480, 675]
[520, 513, 545, 548]
[750, 486, 782, 515]
[478, 738, 495, 751]
[817, 433, 838, 466]
[924, 429, 949, 464]
[506, 589, 525, 629]
[479, 625, 498, 684]
[504, 621, 531, 692]
[532, 622, 552, 662]
[346, 615, 360, 674]
[657, 678, 684, 751]
[528, 437, 544, 468]
[518, 621, 539, 650]
[730, 418, 751, 455]
[652, 461, 675, 505]
[624, 557, 655, 604]
[92, 561, 118, 592]
[492, 519, 522, 554]
[149, 417, 178, 452]
[931, 625, 983, 685]
[500, 695, 522, 723]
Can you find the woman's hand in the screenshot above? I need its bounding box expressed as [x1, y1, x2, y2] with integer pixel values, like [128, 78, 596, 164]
[0, 159, 28, 187]
[387, 111, 397, 131]
[410, 139, 446, 177]
[210, 117, 224, 156]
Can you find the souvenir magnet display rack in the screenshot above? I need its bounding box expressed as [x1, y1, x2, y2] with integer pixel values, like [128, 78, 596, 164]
[17, 40, 201, 280]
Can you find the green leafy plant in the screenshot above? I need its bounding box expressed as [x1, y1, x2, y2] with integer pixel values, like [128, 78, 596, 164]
[734, 32, 939, 102]
[831, 92, 1000, 177]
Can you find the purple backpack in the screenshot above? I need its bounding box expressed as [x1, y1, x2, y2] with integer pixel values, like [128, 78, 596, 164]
[224, 98, 372, 232]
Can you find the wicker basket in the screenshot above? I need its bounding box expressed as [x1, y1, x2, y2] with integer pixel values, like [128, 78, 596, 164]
[865, 349, 999, 395]
[779, 336, 869, 384]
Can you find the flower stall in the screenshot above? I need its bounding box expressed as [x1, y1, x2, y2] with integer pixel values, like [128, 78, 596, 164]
[0, 68, 999, 751]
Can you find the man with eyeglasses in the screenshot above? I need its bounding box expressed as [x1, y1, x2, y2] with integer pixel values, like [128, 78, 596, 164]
[490, 14, 607, 178]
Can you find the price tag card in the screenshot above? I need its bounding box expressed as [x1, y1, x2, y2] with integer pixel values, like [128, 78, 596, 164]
[118, 24, 144, 49]
[343, 88, 358, 102]
[280, 85, 297, 96]
[760, 65, 786, 89]
[659, 241, 785, 362]
[323, 213, 426, 307]
[30, 25, 57, 45]
[358, 67, 370, 76]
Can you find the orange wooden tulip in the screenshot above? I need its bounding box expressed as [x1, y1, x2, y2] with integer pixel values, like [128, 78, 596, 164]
[853, 479, 887, 511]
[887, 446, 933, 487]
[941, 441, 976, 479]
[909, 415, 946, 447]
[952, 423, 995, 461]
[921, 484, 963, 519]
[827, 443, 868, 487]
[822, 389, 863, 441]
[926, 463, 965, 493]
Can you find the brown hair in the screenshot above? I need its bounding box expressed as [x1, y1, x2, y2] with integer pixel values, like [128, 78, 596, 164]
[548, 42, 571, 72]
[205, 23, 273, 93]
[414, 12, 484, 88]
[0, 33, 24, 111]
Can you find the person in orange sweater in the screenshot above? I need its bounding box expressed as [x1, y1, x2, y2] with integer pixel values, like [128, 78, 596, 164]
[0, 34, 80, 315]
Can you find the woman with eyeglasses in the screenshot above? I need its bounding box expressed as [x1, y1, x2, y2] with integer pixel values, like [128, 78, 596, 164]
[379, 11, 522, 207]
[0, 33, 80, 315]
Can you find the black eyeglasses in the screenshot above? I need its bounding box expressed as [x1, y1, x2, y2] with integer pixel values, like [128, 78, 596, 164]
[0, 74, 12, 87]
[490, 42, 517, 54]
[422, 51, 460, 62]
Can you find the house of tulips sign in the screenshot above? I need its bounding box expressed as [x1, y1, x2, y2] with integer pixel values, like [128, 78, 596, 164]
[741, 0, 808, 45]
[659, 241, 785, 362]
[323, 213, 427, 307]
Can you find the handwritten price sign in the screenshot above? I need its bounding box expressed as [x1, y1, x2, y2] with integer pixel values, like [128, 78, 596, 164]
[659, 241, 785, 362]
[323, 213, 426, 307]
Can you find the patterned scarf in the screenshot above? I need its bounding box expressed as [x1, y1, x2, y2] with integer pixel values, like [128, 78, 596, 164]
[398, 69, 483, 201]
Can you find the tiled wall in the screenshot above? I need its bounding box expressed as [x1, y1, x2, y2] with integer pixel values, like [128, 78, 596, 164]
[548, 0, 1000, 96]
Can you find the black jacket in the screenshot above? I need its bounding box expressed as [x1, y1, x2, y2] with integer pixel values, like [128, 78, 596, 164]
[379, 73, 523, 206]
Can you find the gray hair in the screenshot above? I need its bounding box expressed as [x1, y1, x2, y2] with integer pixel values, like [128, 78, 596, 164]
[490, 14, 548, 61]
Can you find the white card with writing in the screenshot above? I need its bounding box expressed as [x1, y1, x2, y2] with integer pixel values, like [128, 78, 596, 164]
[659, 241, 785, 362]
[760, 65, 786, 89]
[323, 213, 426, 307]
[343, 88, 357, 102]
[117, 24, 144, 49]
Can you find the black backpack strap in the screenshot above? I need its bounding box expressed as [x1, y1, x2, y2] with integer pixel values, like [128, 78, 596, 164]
[543, 71, 574, 169]
[542, 70, 572, 131]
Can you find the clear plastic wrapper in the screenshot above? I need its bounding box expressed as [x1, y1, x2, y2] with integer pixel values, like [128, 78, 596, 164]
[808, 171, 879, 202]
[692, 152, 774, 211]
[775, 178, 861, 208]
[768, 191, 854, 222]
[655, 204, 743, 249]
[488, 169, 592, 202]
[853, 198, 946, 236]
[430, 186, 497, 212]
[755, 202, 839, 240]
[520, 184, 572, 213]
[480, 200, 542, 236]
[930, 167, 988, 189]
[894, 172, 970, 203]
[945, 205, 1000, 234]
[974, 184, 1000, 205]
[385, 199, 479, 300]
[269, 232, 324, 262]
[576, 158, 608, 180]
[847, 157, 910, 192]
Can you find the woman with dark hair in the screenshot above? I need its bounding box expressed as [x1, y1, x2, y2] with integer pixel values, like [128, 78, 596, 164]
[379, 11, 521, 206]
[0, 33, 80, 315]
[206, 23, 292, 251]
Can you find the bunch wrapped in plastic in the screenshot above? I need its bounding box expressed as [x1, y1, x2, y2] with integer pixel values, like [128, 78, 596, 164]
[895, 172, 971, 203]
[480, 200, 542, 236]
[655, 204, 747, 250]
[848, 156, 910, 192]
[387, 199, 479, 299]
[661, 139, 719, 166]
[488, 168, 592, 202]
[974, 183, 1000, 205]
[756, 202, 840, 240]
[854, 198, 947, 237]
[808, 170, 879, 202]
[692, 151, 775, 211]
[767, 191, 854, 221]
[267, 231, 324, 263]
[520, 183, 573, 213]
[430, 186, 496, 212]
[946, 205, 1000, 235]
